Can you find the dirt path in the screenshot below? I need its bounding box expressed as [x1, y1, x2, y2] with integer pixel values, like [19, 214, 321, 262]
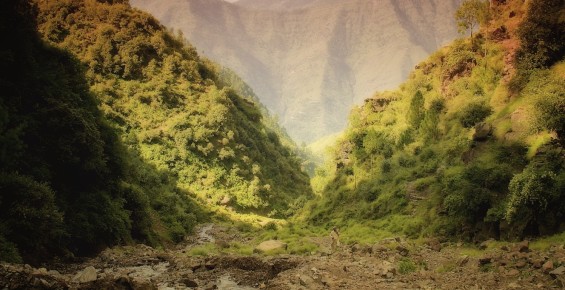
[1, 224, 564, 289]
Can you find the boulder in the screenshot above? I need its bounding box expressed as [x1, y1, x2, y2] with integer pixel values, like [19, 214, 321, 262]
[458, 255, 470, 267]
[473, 123, 492, 141]
[396, 245, 409, 256]
[428, 239, 442, 252]
[515, 260, 527, 268]
[299, 275, 316, 287]
[254, 240, 288, 254]
[506, 269, 520, 277]
[479, 256, 492, 266]
[512, 240, 529, 253]
[72, 266, 98, 283]
[550, 266, 565, 276]
[542, 261, 554, 273]
[489, 25, 509, 41]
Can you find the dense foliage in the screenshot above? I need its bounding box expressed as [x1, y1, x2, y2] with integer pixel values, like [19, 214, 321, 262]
[0, 0, 311, 264]
[511, 0, 565, 92]
[305, 0, 565, 242]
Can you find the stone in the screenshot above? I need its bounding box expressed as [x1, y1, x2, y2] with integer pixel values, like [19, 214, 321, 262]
[479, 256, 492, 266]
[372, 245, 388, 253]
[507, 282, 520, 289]
[219, 196, 231, 205]
[204, 260, 216, 270]
[515, 260, 527, 268]
[254, 240, 288, 254]
[396, 245, 409, 256]
[550, 266, 565, 276]
[489, 25, 509, 41]
[428, 239, 442, 252]
[378, 261, 396, 277]
[181, 278, 198, 287]
[542, 261, 554, 273]
[531, 259, 543, 269]
[479, 241, 489, 250]
[458, 255, 470, 267]
[498, 259, 510, 266]
[506, 269, 520, 277]
[299, 275, 315, 287]
[512, 241, 530, 253]
[473, 123, 492, 141]
[72, 266, 98, 283]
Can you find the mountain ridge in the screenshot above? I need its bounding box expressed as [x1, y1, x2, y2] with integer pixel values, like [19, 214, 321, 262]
[131, 0, 461, 142]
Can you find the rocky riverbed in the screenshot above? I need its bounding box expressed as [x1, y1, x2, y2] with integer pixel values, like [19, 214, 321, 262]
[1, 225, 564, 289]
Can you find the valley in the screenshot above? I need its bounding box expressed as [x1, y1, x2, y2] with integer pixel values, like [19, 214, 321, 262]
[130, 0, 462, 142]
[1, 0, 564, 289]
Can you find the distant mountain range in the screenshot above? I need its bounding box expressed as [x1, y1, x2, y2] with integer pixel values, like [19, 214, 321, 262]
[131, 0, 461, 142]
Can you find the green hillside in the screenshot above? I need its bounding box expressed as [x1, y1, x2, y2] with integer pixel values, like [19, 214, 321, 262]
[304, 0, 565, 243]
[0, 0, 311, 264]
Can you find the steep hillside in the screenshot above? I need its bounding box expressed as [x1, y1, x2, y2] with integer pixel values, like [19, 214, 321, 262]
[130, 0, 461, 142]
[0, 0, 311, 264]
[304, 0, 565, 242]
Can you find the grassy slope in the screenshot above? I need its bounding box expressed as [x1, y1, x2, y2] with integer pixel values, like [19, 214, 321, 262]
[301, 0, 565, 243]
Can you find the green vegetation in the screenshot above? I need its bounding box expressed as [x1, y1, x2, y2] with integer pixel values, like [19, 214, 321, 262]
[398, 258, 418, 274]
[0, 0, 311, 264]
[1, 0, 563, 265]
[305, 0, 565, 242]
[511, 0, 565, 92]
[455, 0, 490, 36]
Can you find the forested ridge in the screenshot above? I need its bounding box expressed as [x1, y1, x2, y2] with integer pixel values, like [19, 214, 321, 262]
[306, 0, 565, 243]
[0, 0, 311, 264]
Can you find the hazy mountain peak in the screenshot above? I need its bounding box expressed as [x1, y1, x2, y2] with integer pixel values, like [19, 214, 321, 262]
[131, 0, 461, 142]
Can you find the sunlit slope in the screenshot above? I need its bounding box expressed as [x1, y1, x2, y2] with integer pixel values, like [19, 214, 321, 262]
[304, 0, 565, 242]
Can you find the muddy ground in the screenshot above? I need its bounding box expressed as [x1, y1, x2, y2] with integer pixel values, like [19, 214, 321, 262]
[1, 224, 564, 290]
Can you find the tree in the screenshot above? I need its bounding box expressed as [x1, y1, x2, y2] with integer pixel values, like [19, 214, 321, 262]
[408, 91, 425, 128]
[515, 0, 565, 70]
[455, 0, 490, 37]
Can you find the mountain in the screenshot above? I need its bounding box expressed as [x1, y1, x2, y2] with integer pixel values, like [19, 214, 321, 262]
[306, 0, 565, 241]
[130, 0, 461, 142]
[236, 0, 324, 10]
[0, 0, 311, 264]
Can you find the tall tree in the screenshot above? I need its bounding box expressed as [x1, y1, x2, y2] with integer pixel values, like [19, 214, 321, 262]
[455, 0, 490, 37]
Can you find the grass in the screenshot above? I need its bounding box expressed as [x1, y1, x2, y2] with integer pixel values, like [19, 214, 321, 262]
[530, 231, 565, 251]
[398, 258, 418, 274]
[458, 247, 485, 257]
[526, 132, 555, 158]
[436, 261, 456, 273]
[187, 243, 219, 257]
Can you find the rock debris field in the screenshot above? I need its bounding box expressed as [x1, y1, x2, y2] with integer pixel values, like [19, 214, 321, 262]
[1, 224, 564, 289]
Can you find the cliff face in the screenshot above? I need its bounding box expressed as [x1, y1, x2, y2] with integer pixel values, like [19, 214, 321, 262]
[131, 0, 461, 142]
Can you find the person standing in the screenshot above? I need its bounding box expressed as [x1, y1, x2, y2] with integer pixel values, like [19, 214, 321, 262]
[330, 227, 340, 253]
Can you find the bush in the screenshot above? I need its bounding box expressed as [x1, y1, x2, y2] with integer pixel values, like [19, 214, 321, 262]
[459, 103, 493, 128]
[0, 173, 64, 263]
[516, 0, 565, 70]
[0, 234, 22, 263]
[398, 258, 418, 274]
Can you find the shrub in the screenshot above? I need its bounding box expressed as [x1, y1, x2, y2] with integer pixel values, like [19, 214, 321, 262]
[398, 258, 418, 274]
[459, 103, 493, 128]
[0, 173, 64, 263]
